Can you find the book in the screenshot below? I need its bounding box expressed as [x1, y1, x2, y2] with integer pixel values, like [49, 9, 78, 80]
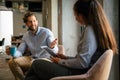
[41, 46, 57, 57]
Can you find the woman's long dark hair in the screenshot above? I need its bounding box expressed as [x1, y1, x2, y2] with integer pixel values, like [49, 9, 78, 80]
[74, 0, 118, 54]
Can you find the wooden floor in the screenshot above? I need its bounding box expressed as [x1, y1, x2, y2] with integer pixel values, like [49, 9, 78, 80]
[0, 53, 15, 80]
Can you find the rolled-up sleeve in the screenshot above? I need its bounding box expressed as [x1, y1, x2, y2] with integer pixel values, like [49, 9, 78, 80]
[13, 37, 26, 58]
[46, 29, 58, 54]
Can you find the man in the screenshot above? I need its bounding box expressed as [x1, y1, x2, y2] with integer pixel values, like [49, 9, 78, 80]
[7, 12, 58, 80]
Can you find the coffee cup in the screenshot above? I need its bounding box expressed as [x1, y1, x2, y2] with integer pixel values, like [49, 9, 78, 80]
[10, 46, 17, 56]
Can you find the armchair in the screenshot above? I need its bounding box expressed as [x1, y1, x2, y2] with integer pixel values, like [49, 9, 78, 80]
[50, 49, 113, 80]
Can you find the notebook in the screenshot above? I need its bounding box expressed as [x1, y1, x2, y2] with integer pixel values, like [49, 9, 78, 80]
[41, 46, 57, 57]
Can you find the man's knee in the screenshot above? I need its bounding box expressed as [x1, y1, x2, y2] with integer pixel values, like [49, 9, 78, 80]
[8, 58, 22, 73]
[8, 58, 25, 80]
[8, 58, 16, 68]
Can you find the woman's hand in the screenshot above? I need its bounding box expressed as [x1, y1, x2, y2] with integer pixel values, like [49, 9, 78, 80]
[57, 54, 67, 59]
[50, 38, 57, 49]
[50, 56, 60, 64]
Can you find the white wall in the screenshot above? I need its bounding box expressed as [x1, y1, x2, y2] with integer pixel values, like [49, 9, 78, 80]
[42, 0, 58, 40]
[51, 0, 58, 39]
[62, 0, 80, 56]
[0, 11, 13, 48]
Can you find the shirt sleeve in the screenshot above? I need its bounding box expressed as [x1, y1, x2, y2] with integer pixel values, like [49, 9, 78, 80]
[46, 29, 58, 54]
[13, 36, 27, 57]
[13, 50, 22, 58]
[58, 26, 97, 69]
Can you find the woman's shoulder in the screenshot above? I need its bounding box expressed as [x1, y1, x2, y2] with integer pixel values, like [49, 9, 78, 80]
[84, 25, 96, 39]
[86, 25, 94, 33]
[86, 25, 93, 30]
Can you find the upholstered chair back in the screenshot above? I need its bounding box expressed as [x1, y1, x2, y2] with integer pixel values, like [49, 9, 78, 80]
[50, 49, 113, 80]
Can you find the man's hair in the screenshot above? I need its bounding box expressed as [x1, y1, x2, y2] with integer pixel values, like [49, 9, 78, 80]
[23, 12, 36, 23]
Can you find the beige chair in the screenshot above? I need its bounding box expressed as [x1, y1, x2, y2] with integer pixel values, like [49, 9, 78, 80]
[50, 49, 113, 80]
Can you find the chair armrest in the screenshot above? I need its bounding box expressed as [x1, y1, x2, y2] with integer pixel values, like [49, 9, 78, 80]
[50, 74, 88, 80]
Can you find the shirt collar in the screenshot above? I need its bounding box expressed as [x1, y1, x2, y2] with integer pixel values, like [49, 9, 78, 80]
[29, 27, 40, 35]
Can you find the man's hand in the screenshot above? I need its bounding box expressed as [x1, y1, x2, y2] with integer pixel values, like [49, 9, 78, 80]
[6, 46, 10, 55]
[50, 38, 57, 49]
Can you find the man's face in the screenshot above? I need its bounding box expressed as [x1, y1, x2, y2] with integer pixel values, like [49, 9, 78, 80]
[25, 15, 38, 32]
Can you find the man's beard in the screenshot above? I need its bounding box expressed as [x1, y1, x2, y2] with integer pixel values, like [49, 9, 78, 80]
[28, 28, 35, 31]
[28, 27, 38, 33]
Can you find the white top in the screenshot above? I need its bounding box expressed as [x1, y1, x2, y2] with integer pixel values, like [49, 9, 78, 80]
[59, 25, 97, 69]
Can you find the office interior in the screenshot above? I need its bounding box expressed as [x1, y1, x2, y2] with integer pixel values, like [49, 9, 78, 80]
[0, 0, 119, 80]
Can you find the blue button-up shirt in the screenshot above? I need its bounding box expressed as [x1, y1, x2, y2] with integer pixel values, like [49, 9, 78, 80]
[14, 27, 58, 59]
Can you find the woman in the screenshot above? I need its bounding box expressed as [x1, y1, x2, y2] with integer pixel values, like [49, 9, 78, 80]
[25, 0, 118, 80]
